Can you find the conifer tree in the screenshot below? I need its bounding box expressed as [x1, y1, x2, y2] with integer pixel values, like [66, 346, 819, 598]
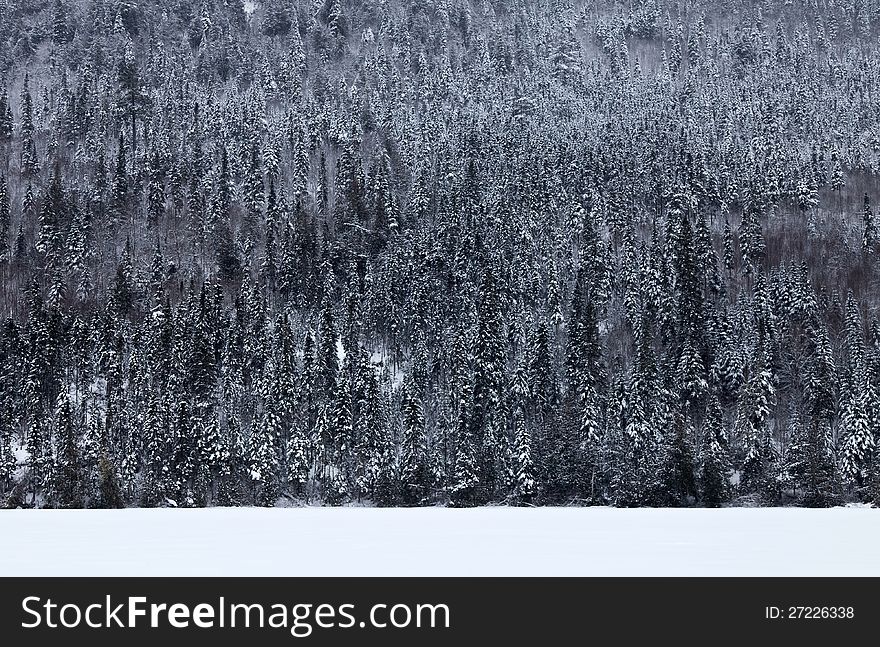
[0, 90, 13, 141]
[53, 391, 82, 508]
[249, 401, 282, 506]
[738, 340, 775, 495]
[0, 431, 14, 496]
[0, 176, 9, 261]
[316, 292, 339, 399]
[839, 376, 874, 490]
[566, 267, 603, 461]
[512, 406, 536, 503]
[19, 73, 38, 177]
[471, 263, 506, 498]
[699, 396, 729, 506]
[97, 452, 124, 509]
[450, 423, 478, 507]
[399, 378, 429, 504]
[739, 202, 765, 272]
[111, 132, 128, 229]
[863, 193, 876, 255]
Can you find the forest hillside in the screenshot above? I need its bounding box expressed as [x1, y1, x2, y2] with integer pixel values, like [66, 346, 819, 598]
[1, 0, 879, 508]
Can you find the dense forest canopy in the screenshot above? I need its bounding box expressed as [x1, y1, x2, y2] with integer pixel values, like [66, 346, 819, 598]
[0, 0, 879, 508]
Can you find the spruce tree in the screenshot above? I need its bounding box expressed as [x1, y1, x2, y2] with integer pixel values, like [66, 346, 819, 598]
[249, 401, 282, 506]
[699, 396, 729, 506]
[0, 176, 9, 261]
[53, 391, 82, 508]
[399, 378, 429, 504]
[97, 452, 124, 509]
[839, 377, 874, 491]
[863, 193, 876, 255]
[316, 292, 339, 400]
[471, 263, 506, 499]
[0, 90, 13, 141]
[512, 406, 536, 503]
[738, 340, 775, 495]
[19, 73, 38, 177]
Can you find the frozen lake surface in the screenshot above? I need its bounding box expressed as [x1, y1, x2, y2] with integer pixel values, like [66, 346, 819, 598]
[0, 507, 876, 577]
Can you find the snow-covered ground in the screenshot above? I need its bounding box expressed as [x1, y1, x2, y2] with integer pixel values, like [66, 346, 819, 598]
[0, 507, 877, 577]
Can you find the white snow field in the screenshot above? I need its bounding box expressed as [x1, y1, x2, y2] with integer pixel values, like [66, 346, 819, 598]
[0, 507, 877, 577]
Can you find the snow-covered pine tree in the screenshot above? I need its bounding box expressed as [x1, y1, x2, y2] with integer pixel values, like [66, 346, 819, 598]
[19, 73, 39, 177]
[249, 399, 282, 506]
[52, 390, 82, 508]
[471, 262, 506, 500]
[511, 406, 536, 503]
[0, 176, 9, 261]
[839, 375, 874, 491]
[863, 193, 876, 256]
[737, 339, 775, 496]
[399, 377, 429, 504]
[699, 395, 729, 506]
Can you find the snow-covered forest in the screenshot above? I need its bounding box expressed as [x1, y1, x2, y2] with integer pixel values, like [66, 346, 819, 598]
[0, 0, 879, 509]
